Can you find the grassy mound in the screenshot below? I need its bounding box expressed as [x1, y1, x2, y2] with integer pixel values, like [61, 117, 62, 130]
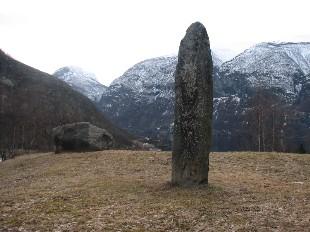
[0, 151, 309, 231]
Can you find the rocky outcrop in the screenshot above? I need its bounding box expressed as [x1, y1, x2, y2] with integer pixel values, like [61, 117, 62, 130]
[52, 122, 114, 153]
[172, 22, 213, 185]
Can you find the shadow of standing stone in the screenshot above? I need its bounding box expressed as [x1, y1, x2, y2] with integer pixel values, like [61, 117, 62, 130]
[172, 22, 213, 186]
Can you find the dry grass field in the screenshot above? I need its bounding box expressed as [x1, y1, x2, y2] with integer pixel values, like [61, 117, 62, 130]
[0, 150, 309, 231]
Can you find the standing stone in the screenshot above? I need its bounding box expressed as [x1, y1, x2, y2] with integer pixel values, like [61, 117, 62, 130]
[172, 22, 213, 185]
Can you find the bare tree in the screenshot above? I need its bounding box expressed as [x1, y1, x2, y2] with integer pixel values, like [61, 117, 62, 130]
[245, 89, 288, 152]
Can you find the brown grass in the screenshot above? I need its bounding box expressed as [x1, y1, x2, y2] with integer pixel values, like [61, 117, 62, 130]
[0, 151, 309, 231]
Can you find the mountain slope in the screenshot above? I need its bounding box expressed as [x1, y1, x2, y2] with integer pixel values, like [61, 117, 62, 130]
[53, 66, 107, 102]
[0, 50, 133, 151]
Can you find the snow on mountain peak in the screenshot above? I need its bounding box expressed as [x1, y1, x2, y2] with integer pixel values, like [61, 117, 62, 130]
[111, 51, 222, 95]
[243, 42, 310, 75]
[220, 42, 310, 95]
[55, 66, 98, 82]
[53, 66, 107, 102]
[111, 56, 177, 93]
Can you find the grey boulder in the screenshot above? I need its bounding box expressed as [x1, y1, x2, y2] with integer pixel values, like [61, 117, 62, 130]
[52, 122, 114, 153]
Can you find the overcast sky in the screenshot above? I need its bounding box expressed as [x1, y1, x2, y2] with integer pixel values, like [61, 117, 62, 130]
[1, 0, 310, 85]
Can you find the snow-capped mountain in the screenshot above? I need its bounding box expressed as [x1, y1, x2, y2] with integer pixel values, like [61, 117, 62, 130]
[223, 42, 310, 75]
[53, 66, 107, 102]
[220, 42, 310, 100]
[111, 50, 222, 98]
[111, 56, 177, 100]
[98, 43, 310, 152]
[98, 52, 226, 149]
[99, 56, 178, 148]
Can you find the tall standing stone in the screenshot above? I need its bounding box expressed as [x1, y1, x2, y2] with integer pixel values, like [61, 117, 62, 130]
[172, 22, 213, 185]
